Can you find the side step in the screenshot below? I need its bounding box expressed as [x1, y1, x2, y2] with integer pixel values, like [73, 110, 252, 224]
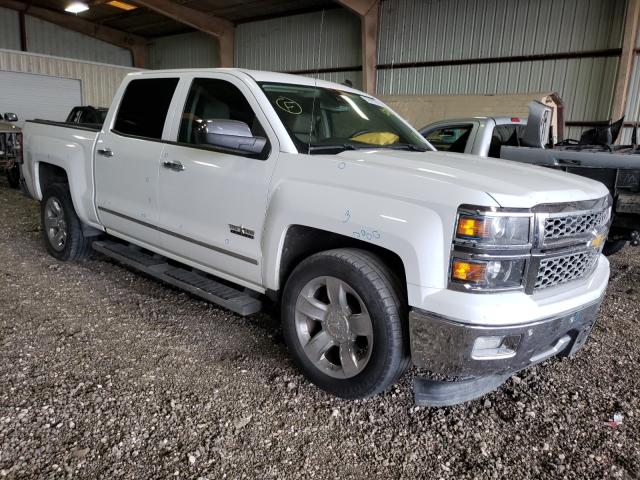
[92, 240, 262, 316]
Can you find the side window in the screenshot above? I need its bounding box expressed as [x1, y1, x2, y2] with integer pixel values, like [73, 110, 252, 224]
[488, 125, 524, 157]
[178, 78, 267, 154]
[426, 125, 473, 153]
[114, 78, 179, 139]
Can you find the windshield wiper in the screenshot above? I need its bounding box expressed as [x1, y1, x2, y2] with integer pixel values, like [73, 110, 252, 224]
[307, 144, 361, 154]
[384, 143, 430, 152]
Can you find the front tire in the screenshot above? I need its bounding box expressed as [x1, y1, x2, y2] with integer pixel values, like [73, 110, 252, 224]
[281, 249, 409, 399]
[41, 183, 93, 261]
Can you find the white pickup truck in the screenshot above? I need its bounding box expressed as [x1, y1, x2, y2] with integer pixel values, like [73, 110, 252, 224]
[22, 69, 611, 406]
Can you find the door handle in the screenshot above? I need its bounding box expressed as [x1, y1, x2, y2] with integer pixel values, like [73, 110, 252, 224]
[97, 148, 113, 157]
[162, 160, 185, 172]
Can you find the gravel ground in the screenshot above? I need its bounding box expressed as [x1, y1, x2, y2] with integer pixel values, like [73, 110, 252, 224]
[0, 178, 639, 479]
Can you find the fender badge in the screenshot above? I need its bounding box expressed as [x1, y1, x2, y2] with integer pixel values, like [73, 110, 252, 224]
[229, 224, 255, 239]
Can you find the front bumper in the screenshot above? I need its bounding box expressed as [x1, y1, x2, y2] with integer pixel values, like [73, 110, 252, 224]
[409, 296, 603, 378]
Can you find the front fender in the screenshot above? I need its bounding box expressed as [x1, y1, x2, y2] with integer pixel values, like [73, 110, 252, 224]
[261, 179, 449, 307]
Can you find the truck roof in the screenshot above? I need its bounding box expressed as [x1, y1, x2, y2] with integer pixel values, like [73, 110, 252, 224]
[425, 116, 527, 126]
[124, 67, 364, 96]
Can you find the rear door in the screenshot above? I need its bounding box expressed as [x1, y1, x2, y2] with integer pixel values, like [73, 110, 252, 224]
[95, 76, 179, 247]
[157, 73, 279, 288]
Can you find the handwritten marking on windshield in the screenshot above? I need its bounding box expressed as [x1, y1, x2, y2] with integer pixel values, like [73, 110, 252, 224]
[275, 96, 302, 115]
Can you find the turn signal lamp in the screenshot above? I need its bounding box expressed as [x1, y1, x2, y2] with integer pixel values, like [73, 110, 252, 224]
[456, 216, 488, 238]
[451, 260, 486, 283]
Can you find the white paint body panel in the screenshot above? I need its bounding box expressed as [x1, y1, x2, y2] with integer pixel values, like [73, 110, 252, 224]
[22, 68, 610, 327]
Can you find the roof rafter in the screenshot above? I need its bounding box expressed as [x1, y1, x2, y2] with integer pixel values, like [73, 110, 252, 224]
[0, 0, 147, 49]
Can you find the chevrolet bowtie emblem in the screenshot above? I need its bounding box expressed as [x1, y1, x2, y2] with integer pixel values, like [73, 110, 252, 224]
[590, 232, 605, 250]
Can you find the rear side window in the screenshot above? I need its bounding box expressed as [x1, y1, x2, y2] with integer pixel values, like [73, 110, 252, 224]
[425, 125, 473, 153]
[114, 78, 179, 139]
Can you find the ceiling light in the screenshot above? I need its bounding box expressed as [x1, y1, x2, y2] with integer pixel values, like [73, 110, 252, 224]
[65, 2, 89, 13]
[107, 1, 137, 11]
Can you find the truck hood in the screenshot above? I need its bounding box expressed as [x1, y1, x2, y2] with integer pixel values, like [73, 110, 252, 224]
[336, 149, 609, 208]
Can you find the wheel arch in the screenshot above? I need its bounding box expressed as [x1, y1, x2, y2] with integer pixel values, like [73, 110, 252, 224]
[272, 225, 408, 303]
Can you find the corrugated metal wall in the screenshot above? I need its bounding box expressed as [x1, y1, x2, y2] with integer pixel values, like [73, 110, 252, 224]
[620, 23, 640, 144]
[0, 49, 138, 107]
[25, 16, 132, 67]
[149, 31, 219, 69]
[0, 7, 20, 51]
[378, 0, 625, 63]
[377, 0, 627, 139]
[235, 8, 362, 88]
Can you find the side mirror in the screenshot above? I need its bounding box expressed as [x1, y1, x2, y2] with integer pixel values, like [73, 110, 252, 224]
[194, 119, 267, 155]
[4, 113, 18, 122]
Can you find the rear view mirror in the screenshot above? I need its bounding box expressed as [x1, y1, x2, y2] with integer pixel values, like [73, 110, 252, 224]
[4, 113, 18, 122]
[194, 119, 267, 155]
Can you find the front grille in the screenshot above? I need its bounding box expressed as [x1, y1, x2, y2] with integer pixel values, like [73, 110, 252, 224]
[534, 250, 599, 290]
[544, 210, 607, 241]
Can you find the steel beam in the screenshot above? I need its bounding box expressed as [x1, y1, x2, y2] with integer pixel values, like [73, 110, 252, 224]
[132, 0, 235, 67]
[0, 0, 147, 66]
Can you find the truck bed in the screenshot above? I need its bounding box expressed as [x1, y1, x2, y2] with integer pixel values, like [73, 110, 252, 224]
[22, 119, 100, 228]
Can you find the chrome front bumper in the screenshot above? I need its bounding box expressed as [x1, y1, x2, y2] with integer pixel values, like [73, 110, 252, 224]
[409, 297, 603, 378]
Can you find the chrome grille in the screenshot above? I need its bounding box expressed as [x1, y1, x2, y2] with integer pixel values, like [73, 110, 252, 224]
[534, 250, 599, 290]
[544, 210, 607, 241]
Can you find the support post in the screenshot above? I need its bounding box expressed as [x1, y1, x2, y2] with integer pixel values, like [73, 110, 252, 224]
[18, 9, 26, 51]
[218, 29, 235, 68]
[130, 44, 147, 69]
[336, 0, 380, 94]
[611, 0, 640, 124]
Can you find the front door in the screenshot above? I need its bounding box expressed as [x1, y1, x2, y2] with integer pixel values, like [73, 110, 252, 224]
[95, 77, 179, 247]
[157, 74, 279, 288]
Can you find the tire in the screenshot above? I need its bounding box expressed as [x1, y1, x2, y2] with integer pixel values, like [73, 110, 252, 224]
[603, 239, 626, 256]
[41, 183, 93, 261]
[281, 248, 410, 399]
[6, 164, 19, 189]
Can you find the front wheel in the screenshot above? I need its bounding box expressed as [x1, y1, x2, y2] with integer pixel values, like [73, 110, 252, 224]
[281, 249, 409, 399]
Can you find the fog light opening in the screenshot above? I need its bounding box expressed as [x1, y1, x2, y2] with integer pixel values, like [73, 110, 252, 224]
[472, 335, 521, 360]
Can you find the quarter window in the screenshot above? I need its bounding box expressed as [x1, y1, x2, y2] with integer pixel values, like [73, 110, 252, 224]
[113, 78, 179, 139]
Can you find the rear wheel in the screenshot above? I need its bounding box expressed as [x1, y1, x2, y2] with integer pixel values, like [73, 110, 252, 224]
[41, 183, 93, 261]
[6, 164, 19, 189]
[281, 249, 409, 399]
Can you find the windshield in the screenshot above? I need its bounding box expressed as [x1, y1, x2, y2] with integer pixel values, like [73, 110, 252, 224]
[260, 82, 432, 154]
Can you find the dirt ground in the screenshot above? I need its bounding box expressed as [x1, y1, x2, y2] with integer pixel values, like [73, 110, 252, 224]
[0, 178, 638, 479]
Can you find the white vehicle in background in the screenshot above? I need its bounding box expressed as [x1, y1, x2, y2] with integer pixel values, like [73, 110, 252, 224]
[421, 105, 640, 256]
[21, 69, 611, 406]
[420, 115, 527, 157]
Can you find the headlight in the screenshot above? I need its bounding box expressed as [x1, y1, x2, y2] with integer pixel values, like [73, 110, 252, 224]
[450, 206, 533, 292]
[455, 214, 530, 247]
[450, 258, 526, 290]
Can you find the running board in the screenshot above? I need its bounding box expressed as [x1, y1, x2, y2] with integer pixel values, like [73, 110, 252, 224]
[92, 240, 262, 316]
